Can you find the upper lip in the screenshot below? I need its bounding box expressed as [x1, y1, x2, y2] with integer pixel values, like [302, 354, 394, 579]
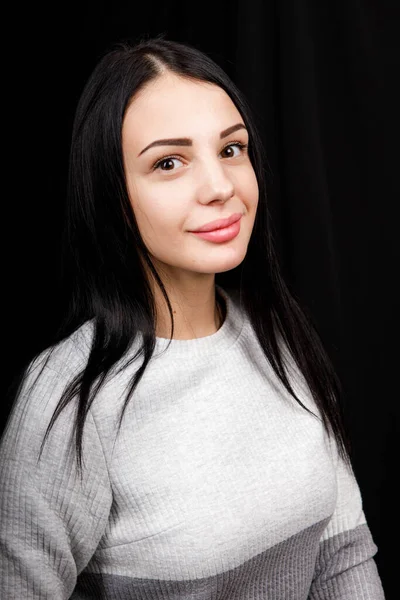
[190, 213, 242, 232]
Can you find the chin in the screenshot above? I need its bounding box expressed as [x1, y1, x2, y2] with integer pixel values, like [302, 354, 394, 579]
[205, 248, 248, 274]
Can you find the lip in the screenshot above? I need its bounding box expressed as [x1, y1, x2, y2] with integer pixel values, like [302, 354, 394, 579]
[190, 218, 242, 243]
[190, 213, 242, 233]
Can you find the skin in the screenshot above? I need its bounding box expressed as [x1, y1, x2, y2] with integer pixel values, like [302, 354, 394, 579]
[122, 72, 259, 339]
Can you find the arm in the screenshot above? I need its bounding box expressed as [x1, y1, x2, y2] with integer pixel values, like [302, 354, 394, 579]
[308, 448, 385, 599]
[0, 356, 113, 599]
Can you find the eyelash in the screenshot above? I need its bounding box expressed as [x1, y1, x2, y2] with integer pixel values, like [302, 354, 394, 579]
[152, 141, 249, 171]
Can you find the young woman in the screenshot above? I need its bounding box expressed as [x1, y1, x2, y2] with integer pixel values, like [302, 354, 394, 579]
[0, 37, 385, 599]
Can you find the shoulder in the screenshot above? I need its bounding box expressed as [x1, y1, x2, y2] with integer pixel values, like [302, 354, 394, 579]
[2, 321, 95, 444]
[31, 319, 94, 378]
[32, 318, 95, 394]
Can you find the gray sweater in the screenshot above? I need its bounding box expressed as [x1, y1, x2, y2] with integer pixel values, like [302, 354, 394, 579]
[0, 287, 385, 599]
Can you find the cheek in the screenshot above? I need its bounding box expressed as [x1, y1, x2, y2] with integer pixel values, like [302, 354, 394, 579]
[129, 182, 189, 246]
[237, 168, 259, 211]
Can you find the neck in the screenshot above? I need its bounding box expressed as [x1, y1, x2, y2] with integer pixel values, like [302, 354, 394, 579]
[150, 275, 224, 340]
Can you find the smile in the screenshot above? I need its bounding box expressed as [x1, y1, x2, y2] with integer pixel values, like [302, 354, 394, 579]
[190, 218, 241, 243]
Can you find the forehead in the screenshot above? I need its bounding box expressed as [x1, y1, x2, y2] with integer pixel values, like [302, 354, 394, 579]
[123, 74, 243, 145]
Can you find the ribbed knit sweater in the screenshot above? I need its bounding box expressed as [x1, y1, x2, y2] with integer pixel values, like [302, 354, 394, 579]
[0, 286, 385, 599]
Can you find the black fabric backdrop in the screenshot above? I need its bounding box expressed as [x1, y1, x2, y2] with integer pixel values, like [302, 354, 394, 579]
[4, 1, 398, 597]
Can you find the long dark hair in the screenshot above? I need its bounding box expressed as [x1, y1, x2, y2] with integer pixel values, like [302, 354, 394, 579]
[17, 36, 351, 468]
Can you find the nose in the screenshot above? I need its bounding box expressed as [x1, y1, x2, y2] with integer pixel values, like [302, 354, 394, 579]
[195, 158, 235, 205]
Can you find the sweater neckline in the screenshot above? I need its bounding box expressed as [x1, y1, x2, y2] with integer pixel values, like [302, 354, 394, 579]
[153, 285, 245, 359]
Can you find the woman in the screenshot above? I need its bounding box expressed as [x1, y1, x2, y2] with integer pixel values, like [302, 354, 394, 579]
[0, 37, 385, 599]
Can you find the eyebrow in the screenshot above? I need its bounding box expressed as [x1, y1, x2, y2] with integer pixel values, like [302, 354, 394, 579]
[137, 123, 247, 157]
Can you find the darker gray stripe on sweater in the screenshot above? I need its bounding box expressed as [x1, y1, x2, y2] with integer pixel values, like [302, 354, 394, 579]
[310, 522, 382, 599]
[72, 519, 330, 600]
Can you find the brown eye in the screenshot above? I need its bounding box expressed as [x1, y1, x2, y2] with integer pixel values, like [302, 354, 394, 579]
[220, 142, 247, 159]
[160, 159, 175, 170]
[222, 146, 235, 158]
[154, 156, 183, 171]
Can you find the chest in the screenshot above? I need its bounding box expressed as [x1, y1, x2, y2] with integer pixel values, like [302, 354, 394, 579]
[95, 362, 337, 579]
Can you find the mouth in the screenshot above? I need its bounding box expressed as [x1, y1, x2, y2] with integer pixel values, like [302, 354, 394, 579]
[189, 216, 242, 243]
[190, 213, 242, 233]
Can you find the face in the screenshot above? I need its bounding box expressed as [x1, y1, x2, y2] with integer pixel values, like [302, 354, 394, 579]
[122, 73, 259, 285]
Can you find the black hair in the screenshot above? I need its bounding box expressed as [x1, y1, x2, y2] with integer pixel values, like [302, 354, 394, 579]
[14, 35, 351, 468]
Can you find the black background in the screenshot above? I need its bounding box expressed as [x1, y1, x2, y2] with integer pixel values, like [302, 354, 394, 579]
[4, 1, 399, 597]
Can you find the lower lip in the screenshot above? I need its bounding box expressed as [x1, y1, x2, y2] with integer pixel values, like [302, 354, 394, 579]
[190, 219, 241, 243]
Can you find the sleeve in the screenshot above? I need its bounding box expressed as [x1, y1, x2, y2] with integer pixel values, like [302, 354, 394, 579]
[0, 356, 113, 599]
[308, 446, 385, 599]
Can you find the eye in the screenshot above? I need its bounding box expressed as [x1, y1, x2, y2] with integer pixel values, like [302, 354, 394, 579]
[220, 142, 248, 159]
[153, 156, 184, 171]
